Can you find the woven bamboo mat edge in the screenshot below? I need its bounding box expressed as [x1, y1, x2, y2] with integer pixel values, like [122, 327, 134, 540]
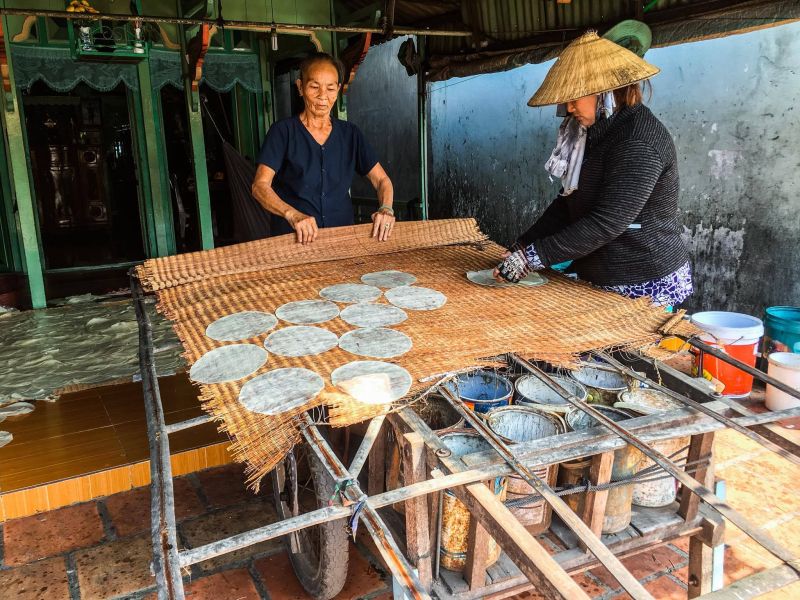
[137, 218, 488, 292]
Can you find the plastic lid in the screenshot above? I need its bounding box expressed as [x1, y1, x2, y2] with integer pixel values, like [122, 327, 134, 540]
[690, 311, 764, 341]
[768, 352, 800, 371]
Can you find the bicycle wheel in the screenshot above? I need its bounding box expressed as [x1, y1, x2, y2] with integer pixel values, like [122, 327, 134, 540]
[271, 442, 349, 599]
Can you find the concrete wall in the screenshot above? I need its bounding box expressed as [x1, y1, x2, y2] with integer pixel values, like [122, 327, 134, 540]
[346, 37, 420, 205]
[428, 22, 800, 317]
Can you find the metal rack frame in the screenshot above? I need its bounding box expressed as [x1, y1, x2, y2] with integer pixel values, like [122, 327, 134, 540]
[132, 274, 800, 600]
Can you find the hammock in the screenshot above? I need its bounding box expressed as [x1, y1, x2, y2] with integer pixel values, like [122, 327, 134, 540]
[202, 97, 272, 242]
[221, 140, 272, 242]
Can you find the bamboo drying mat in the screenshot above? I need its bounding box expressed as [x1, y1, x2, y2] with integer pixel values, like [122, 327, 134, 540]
[138, 218, 697, 487]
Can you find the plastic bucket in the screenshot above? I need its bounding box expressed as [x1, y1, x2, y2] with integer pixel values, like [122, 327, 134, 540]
[569, 366, 629, 405]
[565, 406, 641, 533]
[765, 353, 800, 412]
[438, 430, 507, 572]
[444, 370, 513, 415]
[690, 311, 764, 398]
[486, 406, 564, 530]
[763, 306, 800, 357]
[514, 374, 588, 414]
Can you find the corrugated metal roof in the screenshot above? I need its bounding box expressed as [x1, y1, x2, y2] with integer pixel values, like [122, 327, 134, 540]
[341, 0, 794, 45]
[338, 0, 799, 79]
[461, 0, 629, 42]
[341, 0, 461, 26]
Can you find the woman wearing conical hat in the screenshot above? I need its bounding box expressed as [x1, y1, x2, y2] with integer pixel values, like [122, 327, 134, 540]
[494, 31, 693, 308]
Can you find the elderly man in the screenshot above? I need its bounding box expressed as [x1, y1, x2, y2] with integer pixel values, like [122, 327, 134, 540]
[251, 52, 395, 244]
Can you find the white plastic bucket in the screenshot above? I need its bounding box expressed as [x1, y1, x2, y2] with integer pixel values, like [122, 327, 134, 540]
[690, 311, 764, 397]
[765, 353, 800, 412]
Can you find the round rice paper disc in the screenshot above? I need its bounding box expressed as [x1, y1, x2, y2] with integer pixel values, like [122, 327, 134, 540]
[385, 286, 447, 311]
[332, 360, 412, 402]
[340, 303, 408, 328]
[239, 368, 324, 415]
[339, 327, 412, 359]
[205, 311, 278, 341]
[319, 283, 382, 304]
[189, 344, 268, 384]
[275, 300, 339, 324]
[265, 326, 338, 357]
[466, 269, 547, 288]
[360, 270, 417, 288]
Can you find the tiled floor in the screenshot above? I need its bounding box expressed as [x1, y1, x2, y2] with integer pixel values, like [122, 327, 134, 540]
[0, 374, 221, 494]
[2, 420, 800, 598]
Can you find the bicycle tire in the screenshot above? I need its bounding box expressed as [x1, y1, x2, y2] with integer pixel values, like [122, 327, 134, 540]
[272, 444, 349, 599]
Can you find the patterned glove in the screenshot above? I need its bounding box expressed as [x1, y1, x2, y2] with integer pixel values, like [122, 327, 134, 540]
[496, 250, 531, 283]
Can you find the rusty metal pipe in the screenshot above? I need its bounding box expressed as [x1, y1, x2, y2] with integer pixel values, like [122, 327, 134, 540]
[509, 353, 800, 573]
[298, 414, 431, 599]
[436, 385, 653, 600]
[0, 8, 472, 37]
[594, 351, 800, 466]
[685, 337, 800, 402]
[131, 273, 185, 600]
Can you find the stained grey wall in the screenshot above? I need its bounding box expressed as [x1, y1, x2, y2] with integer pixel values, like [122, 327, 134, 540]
[429, 22, 800, 317]
[346, 37, 420, 206]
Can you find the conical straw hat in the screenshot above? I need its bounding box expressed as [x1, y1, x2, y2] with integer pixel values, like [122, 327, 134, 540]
[528, 31, 659, 107]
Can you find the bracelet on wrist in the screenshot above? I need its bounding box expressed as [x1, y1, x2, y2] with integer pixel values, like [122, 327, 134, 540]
[376, 205, 394, 216]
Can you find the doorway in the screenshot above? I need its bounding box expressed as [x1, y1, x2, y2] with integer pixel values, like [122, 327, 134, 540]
[23, 81, 145, 270]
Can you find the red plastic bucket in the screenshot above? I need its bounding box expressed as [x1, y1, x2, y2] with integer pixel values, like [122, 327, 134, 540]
[690, 311, 764, 397]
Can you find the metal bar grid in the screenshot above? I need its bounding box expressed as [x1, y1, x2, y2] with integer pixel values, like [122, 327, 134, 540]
[132, 269, 800, 599]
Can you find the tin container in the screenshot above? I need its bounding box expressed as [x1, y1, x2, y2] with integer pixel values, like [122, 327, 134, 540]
[389, 394, 465, 513]
[616, 389, 689, 507]
[569, 365, 630, 405]
[565, 406, 641, 533]
[486, 406, 564, 531]
[514, 374, 589, 414]
[438, 430, 507, 572]
[444, 370, 513, 415]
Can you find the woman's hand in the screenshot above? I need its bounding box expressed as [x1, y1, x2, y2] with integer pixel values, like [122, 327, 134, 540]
[371, 209, 396, 242]
[286, 209, 318, 244]
[495, 250, 531, 283]
[492, 251, 512, 282]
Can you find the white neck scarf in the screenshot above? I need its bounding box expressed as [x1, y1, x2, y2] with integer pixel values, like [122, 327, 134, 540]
[544, 92, 616, 196]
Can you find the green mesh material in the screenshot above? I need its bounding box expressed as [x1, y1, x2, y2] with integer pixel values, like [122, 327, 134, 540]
[149, 48, 262, 93]
[10, 45, 139, 92]
[10, 45, 262, 95]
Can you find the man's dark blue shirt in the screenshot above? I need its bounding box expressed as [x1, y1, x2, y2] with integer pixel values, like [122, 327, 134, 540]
[257, 115, 379, 235]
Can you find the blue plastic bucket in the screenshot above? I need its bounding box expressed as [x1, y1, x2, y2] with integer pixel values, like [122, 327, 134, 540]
[764, 306, 800, 357]
[444, 370, 513, 415]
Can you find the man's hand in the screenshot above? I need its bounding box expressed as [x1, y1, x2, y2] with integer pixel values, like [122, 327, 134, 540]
[371, 209, 396, 242]
[286, 209, 318, 244]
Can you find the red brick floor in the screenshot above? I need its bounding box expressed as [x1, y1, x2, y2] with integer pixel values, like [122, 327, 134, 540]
[0, 463, 393, 600]
[2, 425, 799, 600]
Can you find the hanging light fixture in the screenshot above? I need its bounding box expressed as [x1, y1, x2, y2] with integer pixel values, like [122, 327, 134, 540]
[269, 0, 278, 52]
[271, 25, 278, 51]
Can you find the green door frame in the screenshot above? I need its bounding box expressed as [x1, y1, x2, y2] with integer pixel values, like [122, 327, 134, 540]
[177, 0, 214, 251]
[187, 97, 214, 250]
[136, 61, 175, 257]
[1, 16, 46, 308]
[0, 100, 22, 272]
